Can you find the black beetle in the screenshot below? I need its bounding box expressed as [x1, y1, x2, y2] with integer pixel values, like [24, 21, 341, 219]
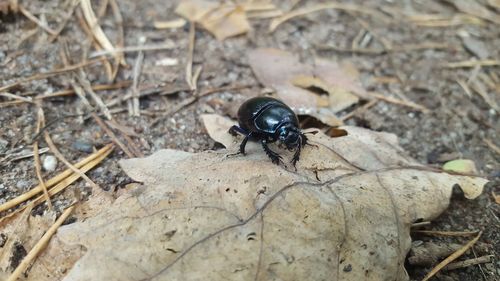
[228, 96, 308, 166]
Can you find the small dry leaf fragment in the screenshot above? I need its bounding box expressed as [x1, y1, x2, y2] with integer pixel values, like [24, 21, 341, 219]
[443, 159, 478, 174]
[154, 18, 187, 29]
[248, 48, 367, 126]
[175, 0, 250, 40]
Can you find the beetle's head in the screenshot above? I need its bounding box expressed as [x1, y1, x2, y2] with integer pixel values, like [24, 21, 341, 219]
[278, 124, 301, 150]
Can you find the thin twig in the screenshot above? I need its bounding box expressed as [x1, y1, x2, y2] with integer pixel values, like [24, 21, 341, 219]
[422, 231, 482, 281]
[6, 206, 75, 281]
[412, 230, 479, 237]
[33, 104, 53, 210]
[89, 43, 176, 58]
[186, 21, 196, 91]
[0, 92, 34, 103]
[444, 255, 493, 271]
[131, 50, 144, 116]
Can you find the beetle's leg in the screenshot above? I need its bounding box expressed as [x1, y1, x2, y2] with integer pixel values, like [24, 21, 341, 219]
[301, 133, 317, 148]
[291, 142, 301, 168]
[239, 133, 252, 155]
[261, 139, 282, 165]
[227, 132, 252, 157]
[301, 133, 308, 147]
[229, 125, 247, 136]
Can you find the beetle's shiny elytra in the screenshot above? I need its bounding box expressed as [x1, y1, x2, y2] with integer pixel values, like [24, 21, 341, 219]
[228, 96, 308, 167]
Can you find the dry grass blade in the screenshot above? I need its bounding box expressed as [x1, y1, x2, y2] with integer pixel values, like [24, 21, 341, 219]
[412, 230, 479, 237]
[109, 0, 125, 79]
[89, 43, 175, 58]
[469, 79, 499, 111]
[18, 5, 57, 35]
[131, 50, 144, 117]
[0, 92, 34, 103]
[443, 59, 500, 68]
[369, 92, 430, 112]
[456, 79, 473, 97]
[186, 21, 196, 91]
[421, 231, 482, 281]
[444, 255, 493, 271]
[80, 0, 124, 65]
[0, 58, 104, 93]
[33, 105, 53, 210]
[0, 144, 113, 212]
[269, 3, 389, 32]
[6, 205, 75, 281]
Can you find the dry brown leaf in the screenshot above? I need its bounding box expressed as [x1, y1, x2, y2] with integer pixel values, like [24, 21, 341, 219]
[248, 48, 368, 126]
[23, 115, 487, 281]
[175, 0, 251, 40]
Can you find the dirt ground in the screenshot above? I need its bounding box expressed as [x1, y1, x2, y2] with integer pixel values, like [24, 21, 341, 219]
[0, 0, 499, 280]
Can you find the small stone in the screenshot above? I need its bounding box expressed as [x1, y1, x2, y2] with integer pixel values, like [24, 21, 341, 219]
[72, 140, 93, 153]
[16, 180, 31, 191]
[42, 155, 58, 172]
[0, 138, 8, 154]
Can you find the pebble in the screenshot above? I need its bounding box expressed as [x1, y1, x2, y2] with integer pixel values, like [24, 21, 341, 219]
[42, 155, 58, 172]
[72, 140, 93, 153]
